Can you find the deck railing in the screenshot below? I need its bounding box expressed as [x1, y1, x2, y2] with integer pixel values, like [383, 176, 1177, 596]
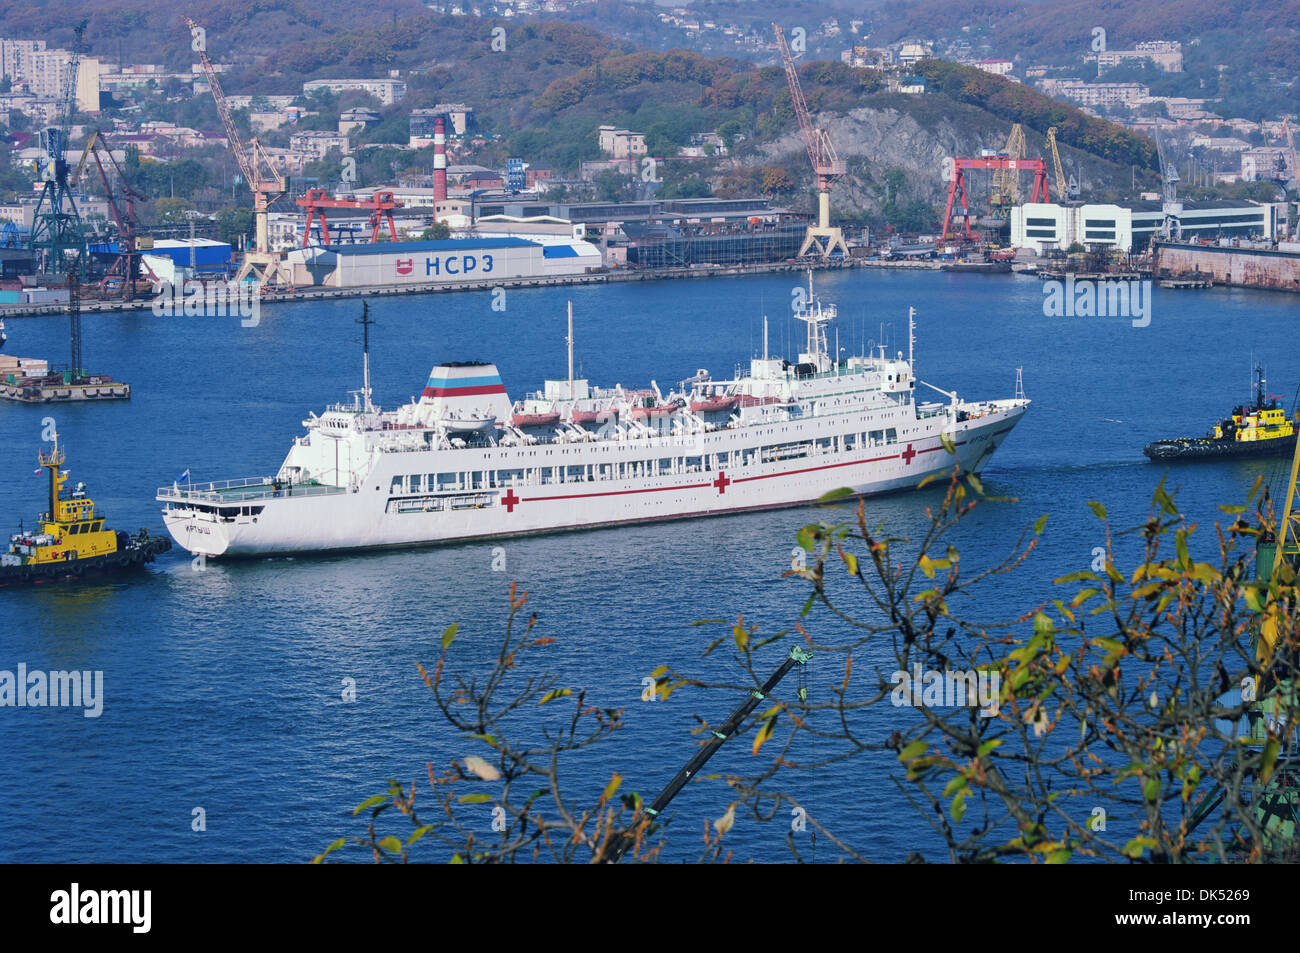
[157, 477, 348, 503]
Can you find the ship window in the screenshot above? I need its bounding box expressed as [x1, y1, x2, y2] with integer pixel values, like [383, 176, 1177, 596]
[69, 523, 81, 535]
[886, 428, 898, 444]
[92, 521, 103, 532]
[427, 474, 437, 489]
[390, 476, 404, 493]
[870, 430, 884, 446]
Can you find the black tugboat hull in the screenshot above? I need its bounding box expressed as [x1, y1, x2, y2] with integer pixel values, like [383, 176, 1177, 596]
[1143, 434, 1299, 462]
[0, 536, 171, 588]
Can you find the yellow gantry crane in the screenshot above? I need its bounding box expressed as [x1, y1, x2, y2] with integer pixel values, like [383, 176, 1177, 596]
[991, 124, 1026, 211]
[185, 16, 287, 290]
[1046, 127, 1067, 200]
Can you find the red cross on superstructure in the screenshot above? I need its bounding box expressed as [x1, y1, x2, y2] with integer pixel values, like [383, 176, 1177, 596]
[901, 444, 917, 465]
[501, 489, 520, 513]
[713, 472, 731, 494]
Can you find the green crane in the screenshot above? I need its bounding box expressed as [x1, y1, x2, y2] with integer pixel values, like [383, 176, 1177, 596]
[29, 20, 89, 277]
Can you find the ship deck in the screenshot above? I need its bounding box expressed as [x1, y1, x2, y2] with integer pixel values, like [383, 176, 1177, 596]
[157, 477, 348, 504]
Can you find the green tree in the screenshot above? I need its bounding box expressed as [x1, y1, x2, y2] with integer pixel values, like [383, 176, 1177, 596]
[318, 470, 1300, 863]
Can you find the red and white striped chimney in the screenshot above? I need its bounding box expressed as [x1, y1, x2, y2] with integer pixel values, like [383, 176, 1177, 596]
[433, 116, 447, 204]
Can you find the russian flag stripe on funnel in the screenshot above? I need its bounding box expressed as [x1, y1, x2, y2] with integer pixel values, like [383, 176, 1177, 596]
[416, 363, 513, 428]
[421, 367, 506, 400]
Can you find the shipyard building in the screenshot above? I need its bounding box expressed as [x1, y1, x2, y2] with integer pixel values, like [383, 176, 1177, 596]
[468, 197, 812, 267]
[1011, 200, 1277, 254]
[284, 236, 602, 288]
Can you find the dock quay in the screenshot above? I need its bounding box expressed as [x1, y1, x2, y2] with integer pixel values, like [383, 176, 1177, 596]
[0, 258, 872, 319]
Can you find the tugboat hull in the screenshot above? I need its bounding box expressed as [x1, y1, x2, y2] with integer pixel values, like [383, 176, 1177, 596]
[0, 536, 171, 587]
[1143, 434, 1298, 462]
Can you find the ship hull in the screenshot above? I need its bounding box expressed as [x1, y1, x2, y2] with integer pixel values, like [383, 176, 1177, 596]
[0, 537, 171, 587]
[160, 404, 1026, 558]
[1143, 433, 1298, 462]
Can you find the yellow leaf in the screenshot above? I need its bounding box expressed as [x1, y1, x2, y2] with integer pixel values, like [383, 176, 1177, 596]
[603, 773, 622, 800]
[752, 709, 779, 756]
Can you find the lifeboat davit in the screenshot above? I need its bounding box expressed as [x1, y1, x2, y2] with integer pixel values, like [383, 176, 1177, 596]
[512, 411, 561, 428]
[690, 394, 740, 414]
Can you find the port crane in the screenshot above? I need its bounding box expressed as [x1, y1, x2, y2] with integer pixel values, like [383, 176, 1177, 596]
[1281, 119, 1299, 240]
[186, 16, 287, 290]
[990, 124, 1026, 212]
[941, 151, 1050, 240]
[1046, 127, 1080, 201]
[1154, 130, 1182, 241]
[29, 20, 88, 276]
[297, 190, 403, 246]
[772, 23, 848, 258]
[603, 644, 812, 863]
[71, 129, 158, 299]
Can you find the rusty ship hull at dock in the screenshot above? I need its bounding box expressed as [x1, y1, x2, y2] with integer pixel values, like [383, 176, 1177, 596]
[1153, 240, 1300, 293]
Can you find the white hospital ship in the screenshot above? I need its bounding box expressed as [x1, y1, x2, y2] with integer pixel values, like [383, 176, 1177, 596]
[158, 283, 1029, 557]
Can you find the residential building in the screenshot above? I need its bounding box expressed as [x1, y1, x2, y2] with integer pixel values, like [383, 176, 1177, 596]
[597, 125, 647, 160]
[289, 130, 350, 159]
[975, 59, 1014, 76]
[1097, 41, 1183, 73]
[1241, 147, 1288, 181]
[841, 46, 890, 69]
[897, 42, 933, 67]
[0, 38, 45, 83]
[1039, 79, 1148, 106]
[302, 78, 406, 106]
[339, 107, 380, 135]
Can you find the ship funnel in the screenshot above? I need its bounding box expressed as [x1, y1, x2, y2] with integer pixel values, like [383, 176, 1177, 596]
[417, 362, 512, 428]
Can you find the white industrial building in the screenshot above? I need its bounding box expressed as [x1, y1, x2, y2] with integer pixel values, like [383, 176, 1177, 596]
[284, 236, 602, 288]
[1011, 200, 1276, 253]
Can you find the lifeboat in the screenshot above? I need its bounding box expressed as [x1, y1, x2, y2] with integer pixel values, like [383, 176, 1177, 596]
[690, 394, 740, 414]
[630, 404, 676, 420]
[512, 411, 561, 428]
[439, 412, 497, 433]
[572, 408, 613, 425]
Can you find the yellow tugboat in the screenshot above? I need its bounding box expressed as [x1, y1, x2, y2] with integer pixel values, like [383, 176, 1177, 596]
[1144, 364, 1299, 462]
[1, 432, 170, 586]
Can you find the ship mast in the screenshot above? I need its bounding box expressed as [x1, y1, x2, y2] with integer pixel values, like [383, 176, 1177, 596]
[908, 306, 916, 374]
[567, 301, 574, 399]
[357, 302, 374, 412]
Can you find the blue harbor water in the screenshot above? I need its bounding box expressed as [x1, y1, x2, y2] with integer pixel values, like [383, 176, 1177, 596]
[1, 270, 1296, 862]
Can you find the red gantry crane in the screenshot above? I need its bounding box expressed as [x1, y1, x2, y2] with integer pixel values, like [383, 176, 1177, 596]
[185, 16, 287, 290]
[296, 190, 402, 246]
[941, 151, 1051, 240]
[772, 23, 849, 258]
